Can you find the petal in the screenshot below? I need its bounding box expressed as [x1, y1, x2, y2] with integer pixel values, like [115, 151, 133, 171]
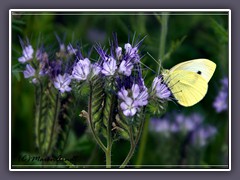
[123, 109, 131, 116]
[101, 69, 111, 76]
[125, 97, 133, 106]
[130, 108, 137, 116]
[119, 61, 126, 74]
[118, 88, 128, 100]
[83, 58, 91, 66]
[124, 43, 132, 54]
[102, 62, 111, 72]
[18, 56, 26, 63]
[120, 102, 128, 110]
[65, 87, 72, 92]
[54, 81, 60, 89]
[132, 84, 140, 99]
[109, 58, 117, 71]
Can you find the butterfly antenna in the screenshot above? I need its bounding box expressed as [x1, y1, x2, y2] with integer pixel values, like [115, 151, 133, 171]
[147, 52, 162, 67]
[138, 61, 156, 74]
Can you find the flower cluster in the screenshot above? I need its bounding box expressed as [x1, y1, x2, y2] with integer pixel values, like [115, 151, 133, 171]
[213, 77, 228, 113]
[18, 40, 76, 92]
[17, 34, 172, 117]
[150, 112, 217, 147]
[93, 34, 150, 117]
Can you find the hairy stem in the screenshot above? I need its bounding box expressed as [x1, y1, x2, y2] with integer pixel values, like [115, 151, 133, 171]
[34, 80, 43, 153]
[105, 93, 116, 168]
[120, 112, 146, 168]
[88, 83, 107, 153]
[47, 92, 60, 156]
[158, 12, 169, 74]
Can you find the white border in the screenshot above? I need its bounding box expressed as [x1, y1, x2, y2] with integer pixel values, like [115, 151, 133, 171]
[9, 9, 231, 172]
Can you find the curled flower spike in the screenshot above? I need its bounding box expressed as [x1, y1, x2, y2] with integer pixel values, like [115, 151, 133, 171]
[101, 57, 117, 76]
[152, 76, 171, 99]
[23, 64, 35, 78]
[53, 73, 72, 93]
[18, 45, 34, 63]
[71, 58, 91, 81]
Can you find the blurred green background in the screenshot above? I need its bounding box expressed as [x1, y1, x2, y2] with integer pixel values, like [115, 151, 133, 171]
[11, 11, 229, 168]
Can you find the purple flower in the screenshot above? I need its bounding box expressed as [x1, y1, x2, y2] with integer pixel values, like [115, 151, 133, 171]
[118, 87, 129, 100]
[115, 47, 122, 60]
[221, 77, 228, 89]
[131, 84, 148, 106]
[120, 97, 138, 117]
[191, 126, 217, 147]
[101, 57, 117, 76]
[36, 49, 43, 61]
[23, 64, 35, 78]
[18, 45, 34, 63]
[213, 91, 228, 113]
[71, 58, 91, 81]
[118, 83, 148, 117]
[176, 113, 203, 132]
[119, 60, 134, 76]
[53, 73, 72, 93]
[152, 76, 171, 99]
[213, 77, 228, 113]
[91, 63, 101, 77]
[150, 118, 171, 137]
[49, 60, 62, 79]
[124, 43, 140, 63]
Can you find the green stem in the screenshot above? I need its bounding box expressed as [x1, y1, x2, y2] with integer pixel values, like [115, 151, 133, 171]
[120, 125, 135, 168]
[120, 113, 145, 168]
[106, 119, 112, 168]
[34, 80, 43, 153]
[47, 92, 61, 156]
[158, 12, 169, 75]
[106, 146, 111, 168]
[105, 93, 116, 168]
[88, 83, 107, 153]
[135, 116, 150, 168]
[34, 86, 41, 150]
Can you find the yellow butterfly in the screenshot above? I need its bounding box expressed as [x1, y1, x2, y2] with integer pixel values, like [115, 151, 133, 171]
[162, 59, 216, 107]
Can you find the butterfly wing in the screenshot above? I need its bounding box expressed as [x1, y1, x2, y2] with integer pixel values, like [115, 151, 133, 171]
[164, 70, 208, 107]
[169, 59, 216, 82]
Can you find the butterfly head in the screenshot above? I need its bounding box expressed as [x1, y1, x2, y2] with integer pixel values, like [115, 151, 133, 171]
[161, 69, 170, 77]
